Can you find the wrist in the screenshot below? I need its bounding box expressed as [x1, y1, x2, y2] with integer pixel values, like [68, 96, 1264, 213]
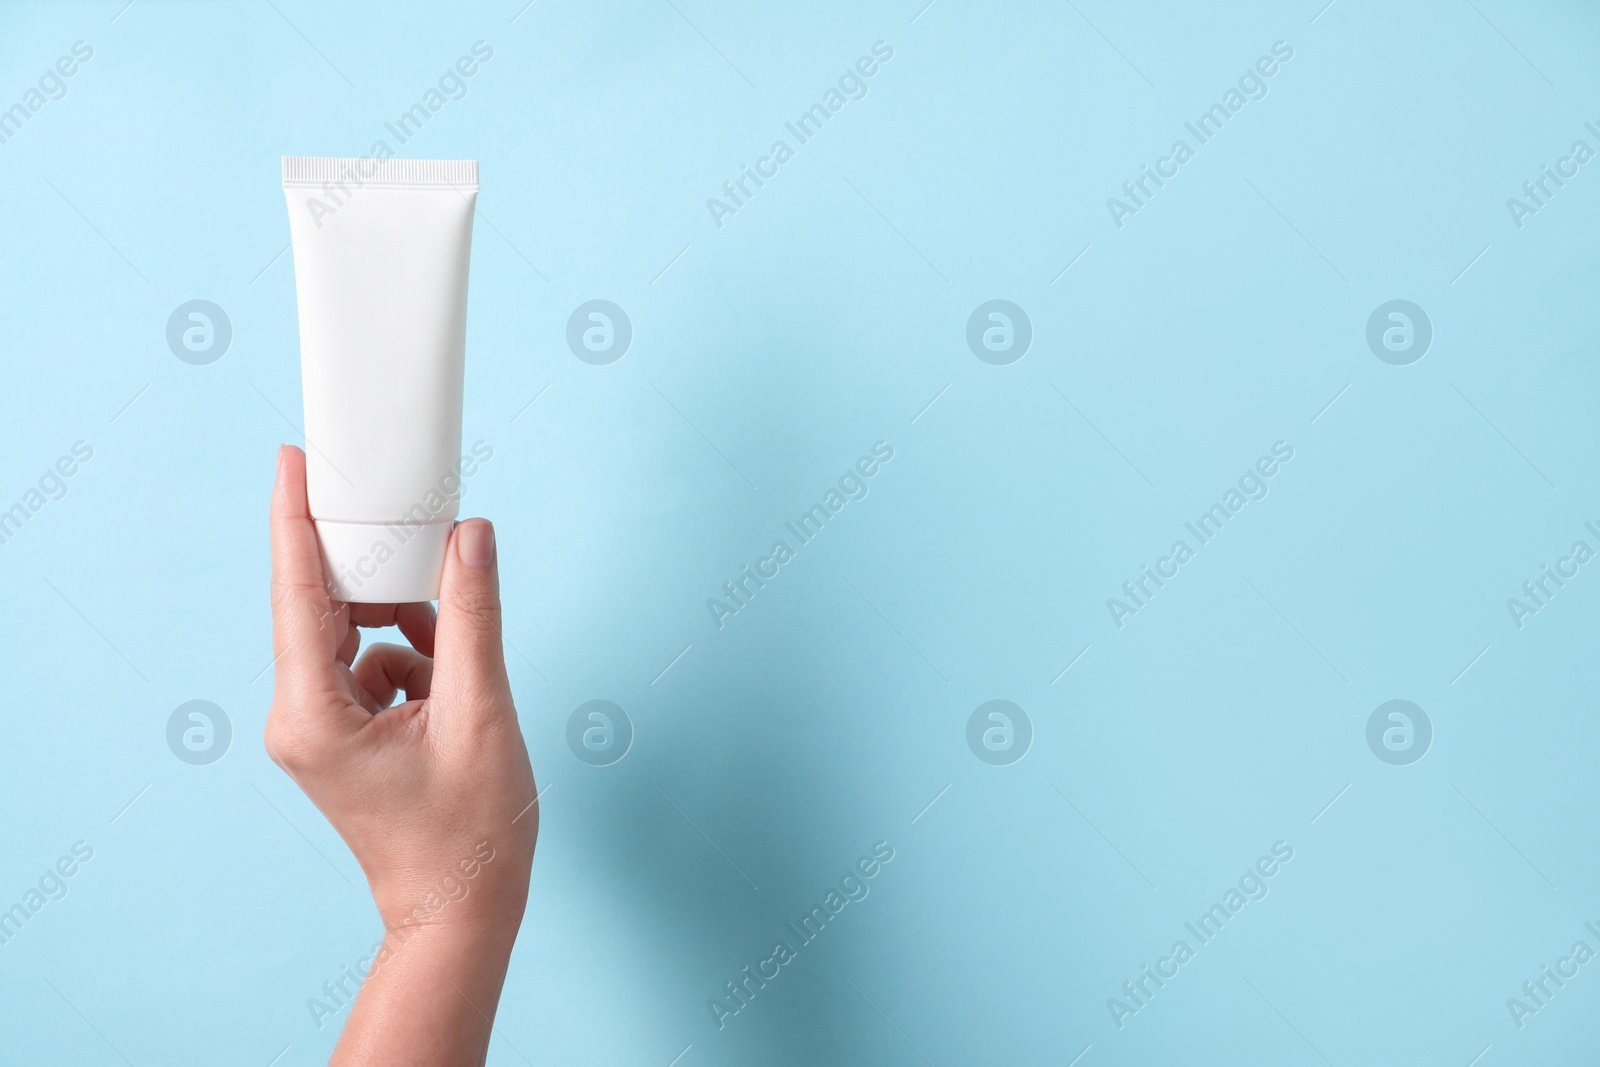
[376, 888, 526, 949]
[366, 838, 531, 944]
[376, 911, 519, 971]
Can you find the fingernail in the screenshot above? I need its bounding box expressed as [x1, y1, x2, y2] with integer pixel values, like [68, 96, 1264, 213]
[457, 519, 495, 570]
[275, 444, 288, 484]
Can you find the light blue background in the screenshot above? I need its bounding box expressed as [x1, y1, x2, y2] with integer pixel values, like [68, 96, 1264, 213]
[2, 1, 1599, 1063]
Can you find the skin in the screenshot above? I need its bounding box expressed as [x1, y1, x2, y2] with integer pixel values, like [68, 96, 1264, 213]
[265, 445, 537, 1065]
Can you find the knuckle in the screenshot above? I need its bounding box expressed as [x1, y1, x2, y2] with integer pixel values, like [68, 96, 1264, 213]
[452, 590, 501, 631]
[270, 579, 338, 626]
[263, 714, 321, 775]
[262, 720, 292, 769]
[269, 576, 315, 608]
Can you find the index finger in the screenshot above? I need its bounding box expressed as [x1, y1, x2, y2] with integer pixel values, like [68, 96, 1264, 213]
[269, 445, 344, 698]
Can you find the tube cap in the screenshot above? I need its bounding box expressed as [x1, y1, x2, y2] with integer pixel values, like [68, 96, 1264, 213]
[314, 519, 453, 603]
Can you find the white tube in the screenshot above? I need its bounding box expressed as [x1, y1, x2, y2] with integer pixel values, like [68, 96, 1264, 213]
[283, 156, 477, 603]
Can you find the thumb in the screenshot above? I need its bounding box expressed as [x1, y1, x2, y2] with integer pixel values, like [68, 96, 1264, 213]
[431, 518, 512, 713]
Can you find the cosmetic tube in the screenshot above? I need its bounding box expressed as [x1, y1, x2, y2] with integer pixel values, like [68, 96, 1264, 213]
[283, 156, 477, 603]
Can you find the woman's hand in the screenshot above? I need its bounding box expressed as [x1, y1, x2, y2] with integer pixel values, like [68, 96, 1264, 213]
[265, 444, 537, 1065]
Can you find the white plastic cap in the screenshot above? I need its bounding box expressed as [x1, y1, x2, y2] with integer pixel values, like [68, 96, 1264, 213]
[314, 519, 453, 603]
